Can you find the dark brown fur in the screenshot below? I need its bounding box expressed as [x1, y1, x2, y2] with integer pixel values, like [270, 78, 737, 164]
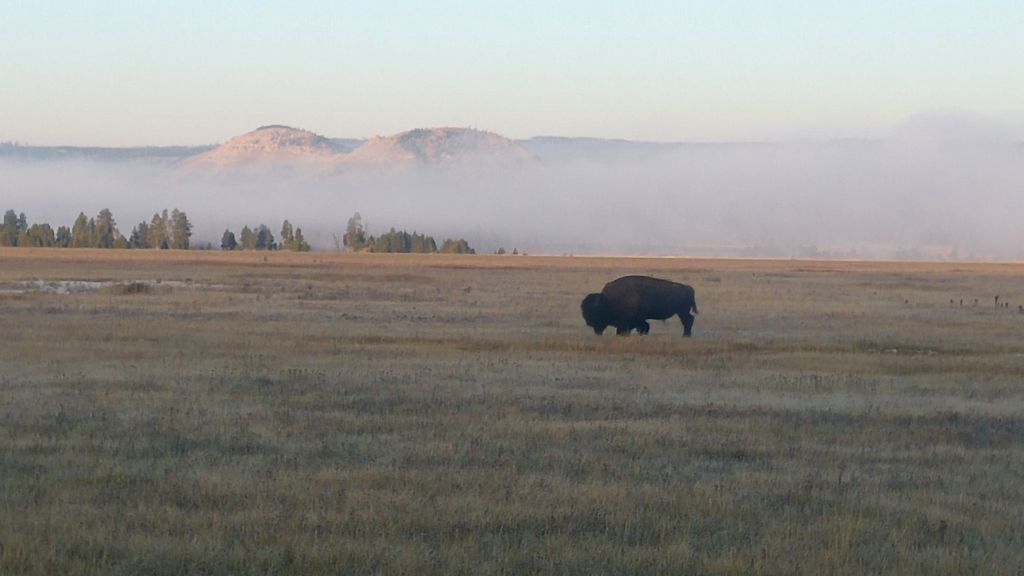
[581, 275, 698, 336]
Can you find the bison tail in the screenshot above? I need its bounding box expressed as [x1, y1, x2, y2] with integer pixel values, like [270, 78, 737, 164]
[691, 300, 699, 315]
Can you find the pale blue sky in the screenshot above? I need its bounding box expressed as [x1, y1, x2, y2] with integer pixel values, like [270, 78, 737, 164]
[2, 1, 1022, 145]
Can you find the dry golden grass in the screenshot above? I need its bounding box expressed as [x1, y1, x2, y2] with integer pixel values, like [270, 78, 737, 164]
[1, 248, 1023, 574]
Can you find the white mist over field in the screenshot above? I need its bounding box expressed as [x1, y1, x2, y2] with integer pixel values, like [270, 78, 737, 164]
[2, 117, 1022, 259]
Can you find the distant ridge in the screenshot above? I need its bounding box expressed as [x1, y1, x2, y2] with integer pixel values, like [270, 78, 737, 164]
[5, 127, 897, 169]
[183, 125, 354, 169]
[0, 142, 212, 162]
[177, 125, 533, 171]
[346, 127, 533, 166]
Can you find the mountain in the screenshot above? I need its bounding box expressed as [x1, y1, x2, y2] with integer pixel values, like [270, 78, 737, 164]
[183, 125, 356, 169]
[179, 126, 532, 171]
[347, 128, 533, 166]
[4, 126, 801, 170]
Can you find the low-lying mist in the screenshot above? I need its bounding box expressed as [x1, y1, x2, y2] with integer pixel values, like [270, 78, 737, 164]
[3, 120, 1022, 259]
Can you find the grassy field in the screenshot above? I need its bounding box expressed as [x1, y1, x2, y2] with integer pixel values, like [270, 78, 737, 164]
[1, 248, 1023, 575]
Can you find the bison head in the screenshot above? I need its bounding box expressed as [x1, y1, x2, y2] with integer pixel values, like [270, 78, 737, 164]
[580, 293, 610, 334]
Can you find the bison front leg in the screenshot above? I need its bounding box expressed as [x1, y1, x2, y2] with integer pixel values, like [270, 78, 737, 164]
[679, 312, 695, 337]
[637, 320, 650, 335]
[615, 326, 632, 336]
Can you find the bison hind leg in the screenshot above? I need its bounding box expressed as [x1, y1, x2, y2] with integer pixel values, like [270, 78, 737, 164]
[637, 320, 651, 335]
[679, 312, 695, 337]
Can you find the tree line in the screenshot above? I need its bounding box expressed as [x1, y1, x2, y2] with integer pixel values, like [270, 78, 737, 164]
[0, 208, 193, 249]
[0, 209, 311, 252]
[219, 221, 310, 252]
[341, 212, 475, 254]
[1, 208, 475, 254]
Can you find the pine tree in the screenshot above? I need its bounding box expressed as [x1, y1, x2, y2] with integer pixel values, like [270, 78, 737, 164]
[440, 238, 476, 254]
[71, 213, 90, 248]
[409, 232, 438, 253]
[221, 229, 238, 251]
[240, 226, 255, 250]
[1, 210, 19, 246]
[280, 220, 294, 250]
[147, 211, 168, 249]
[293, 227, 310, 252]
[255, 225, 275, 250]
[55, 226, 72, 247]
[86, 218, 97, 247]
[95, 208, 116, 249]
[344, 212, 367, 250]
[367, 228, 435, 253]
[129, 221, 150, 248]
[410, 232, 425, 253]
[170, 209, 192, 249]
[25, 223, 55, 247]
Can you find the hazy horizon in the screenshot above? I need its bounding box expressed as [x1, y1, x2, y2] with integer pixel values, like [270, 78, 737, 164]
[3, 112, 1022, 260]
[3, 111, 1023, 149]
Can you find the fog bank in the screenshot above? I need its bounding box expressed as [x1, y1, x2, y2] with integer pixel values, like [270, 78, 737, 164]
[3, 125, 1022, 259]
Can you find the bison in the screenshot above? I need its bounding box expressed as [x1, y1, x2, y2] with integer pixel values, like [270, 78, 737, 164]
[581, 275, 698, 337]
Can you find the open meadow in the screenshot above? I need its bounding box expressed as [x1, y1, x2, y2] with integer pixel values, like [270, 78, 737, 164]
[1, 248, 1023, 575]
